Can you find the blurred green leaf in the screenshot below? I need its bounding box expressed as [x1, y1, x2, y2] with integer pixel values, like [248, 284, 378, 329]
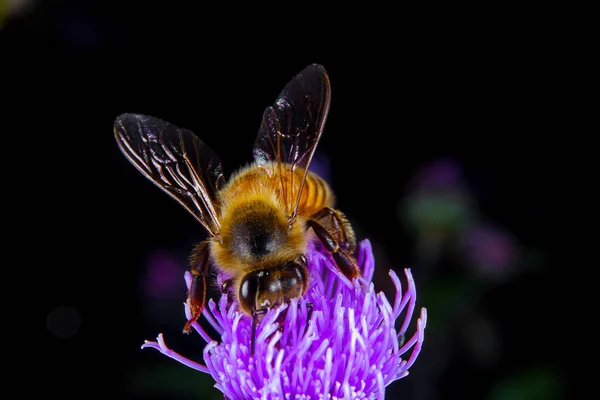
[129, 362, 221, 399]
[401, 195, 472, 234]
[0, 0, 7, 29]
[420, 276, 472, 333]
[487, 366, 564, 400]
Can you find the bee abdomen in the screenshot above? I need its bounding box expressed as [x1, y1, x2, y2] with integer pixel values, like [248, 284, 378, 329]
[298, 173, 333, 216]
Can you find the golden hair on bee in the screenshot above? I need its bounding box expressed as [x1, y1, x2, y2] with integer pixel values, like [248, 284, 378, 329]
[211, 162, 310, 277]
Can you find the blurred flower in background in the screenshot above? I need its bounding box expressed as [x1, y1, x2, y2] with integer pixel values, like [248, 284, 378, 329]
[397, 157, 559, 399]
[144, 249, 185, 300]
[399, 158, 475, 266]
[141, 248, 191, 326]
[399, 157, 518, 281]
[460, 222, 517, 282]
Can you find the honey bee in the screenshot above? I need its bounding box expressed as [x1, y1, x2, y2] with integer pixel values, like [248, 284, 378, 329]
[114, 64, 359, 353]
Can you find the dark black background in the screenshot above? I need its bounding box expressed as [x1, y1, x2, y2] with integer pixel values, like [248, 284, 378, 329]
[4, 2, 574, 399]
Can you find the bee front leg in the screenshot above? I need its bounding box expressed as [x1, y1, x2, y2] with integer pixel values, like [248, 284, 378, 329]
[307, 219, 360, 280]
[183, 241, 211, 334]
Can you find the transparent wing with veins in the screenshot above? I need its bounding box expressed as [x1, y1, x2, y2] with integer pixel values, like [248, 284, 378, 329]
[114, 113, 224, 236]
[252, 64, 331, 222]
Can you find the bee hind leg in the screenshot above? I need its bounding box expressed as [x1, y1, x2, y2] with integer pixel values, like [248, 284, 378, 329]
[307, 218, 360, 280]
[310, 207, 356, 252]
[183, 241, 211, 334]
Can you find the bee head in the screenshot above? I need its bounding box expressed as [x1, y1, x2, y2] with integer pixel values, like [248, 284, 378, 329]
[238, 260, 308, 314]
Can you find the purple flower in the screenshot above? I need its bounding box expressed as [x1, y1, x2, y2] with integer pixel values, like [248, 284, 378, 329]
[461, 223, 517, 281]
[143, 239, 427, 399]
[144, 249, 183, 300]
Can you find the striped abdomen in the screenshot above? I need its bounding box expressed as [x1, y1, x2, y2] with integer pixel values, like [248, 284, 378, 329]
[294, 169, 335, 217]
[221, 163, 335, 219]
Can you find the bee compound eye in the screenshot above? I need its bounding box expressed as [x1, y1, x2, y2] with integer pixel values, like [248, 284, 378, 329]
[239, 273, 259, 309]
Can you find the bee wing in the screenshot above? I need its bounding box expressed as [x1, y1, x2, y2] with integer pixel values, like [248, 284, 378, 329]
[114, 113, 223, 236]
[253, 64, 331, 220]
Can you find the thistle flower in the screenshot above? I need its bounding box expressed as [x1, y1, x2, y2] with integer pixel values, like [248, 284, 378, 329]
[143, 239, 427, 399]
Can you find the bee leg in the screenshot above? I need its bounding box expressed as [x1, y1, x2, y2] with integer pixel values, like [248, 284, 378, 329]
[251, 308, 268, 356]
[307, 219, 360, 279]
[183, 241, 211, 334]
[310, 207, 356, 252]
